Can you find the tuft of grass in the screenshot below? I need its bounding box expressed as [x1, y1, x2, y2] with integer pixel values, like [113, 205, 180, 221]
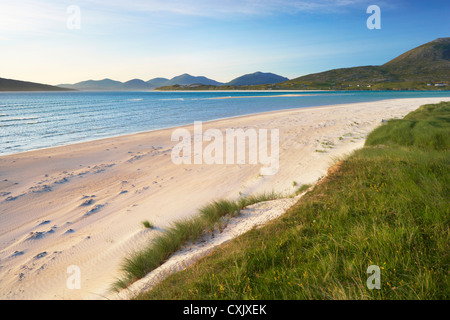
[136, 101, 450, 300]
[141, 220, 154, 229]
[112, 191, 281, 291]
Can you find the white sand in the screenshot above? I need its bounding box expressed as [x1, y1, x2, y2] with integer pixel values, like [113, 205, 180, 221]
[0, 97, 448, 300]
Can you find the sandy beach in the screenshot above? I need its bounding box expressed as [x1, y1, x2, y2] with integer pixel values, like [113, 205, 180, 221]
[0, 97, 448, 300]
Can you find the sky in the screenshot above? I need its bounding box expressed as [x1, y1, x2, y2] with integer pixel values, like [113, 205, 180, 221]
[0, 0, 449, 85]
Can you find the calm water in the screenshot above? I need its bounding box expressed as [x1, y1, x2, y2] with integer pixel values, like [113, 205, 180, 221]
[0, 90, 449, 156]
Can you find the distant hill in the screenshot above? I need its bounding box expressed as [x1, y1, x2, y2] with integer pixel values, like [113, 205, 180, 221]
[163, 74, 223, 86]
[120, 79, 152, 90]
[147, 77, 170, 89]
[58, 74, 223, 91]
[225, 72, 289, 86]
[0, 77, 73, 91]
[59, 79, 123, 91]
[282, 37, 450, 90]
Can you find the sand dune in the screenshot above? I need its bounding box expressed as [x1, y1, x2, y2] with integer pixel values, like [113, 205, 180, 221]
[0, 97, 448, 300]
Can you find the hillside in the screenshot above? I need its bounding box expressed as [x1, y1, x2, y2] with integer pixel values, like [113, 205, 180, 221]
[283, 37, 450, 90]
[383, 37, 450, 81]
[0, 77, 73, 91]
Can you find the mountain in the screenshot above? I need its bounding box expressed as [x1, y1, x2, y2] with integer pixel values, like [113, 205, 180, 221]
[225, 72, 289, 86]
[59, 79, 123, 91]
[0, 77, 73, 91]
[120, 79, 152, 90]
[147, 77, 170, 89]
[164, 73, 223, 86]
[382, 37, 450, 81]
[283, 37, 450, 90]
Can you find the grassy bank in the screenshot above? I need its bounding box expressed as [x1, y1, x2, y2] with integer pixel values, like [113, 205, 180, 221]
[136, 101, 449, 300]
[113, 192, 281, 290]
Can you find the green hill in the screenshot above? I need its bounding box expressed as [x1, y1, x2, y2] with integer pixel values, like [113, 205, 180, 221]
[283, 37, 450, 90]
[383, 37, 450, 81]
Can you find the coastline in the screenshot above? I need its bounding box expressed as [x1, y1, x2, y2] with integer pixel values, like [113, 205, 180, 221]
[0, 101, 339, 158]
[0, 97, 449, 299]
[2, 90, 450, 158]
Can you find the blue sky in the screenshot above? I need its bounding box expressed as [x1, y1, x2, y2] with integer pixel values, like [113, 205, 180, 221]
[1, 0, 449, 85]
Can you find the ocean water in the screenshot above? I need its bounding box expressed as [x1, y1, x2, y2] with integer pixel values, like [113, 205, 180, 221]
[0, 90, 449, 156]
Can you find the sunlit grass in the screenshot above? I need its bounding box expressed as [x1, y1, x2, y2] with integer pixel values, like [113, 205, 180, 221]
[136, 102, 450, 300]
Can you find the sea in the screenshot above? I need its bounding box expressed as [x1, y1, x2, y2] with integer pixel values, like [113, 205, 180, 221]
[0, 90, 449, 156]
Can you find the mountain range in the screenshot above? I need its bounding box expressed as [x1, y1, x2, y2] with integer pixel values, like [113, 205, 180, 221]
[159, 38, 449, 91]
[1, 38, 448, 92]
[56, 72, 288, 91]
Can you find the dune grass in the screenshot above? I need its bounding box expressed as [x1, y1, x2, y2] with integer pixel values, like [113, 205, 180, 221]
[112, 192, 281, 291]
[141, 220, 154, 229]
[136, 101, 450, 300]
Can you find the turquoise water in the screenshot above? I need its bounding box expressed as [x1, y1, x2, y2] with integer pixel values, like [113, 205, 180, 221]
[0, 90, 449, 156]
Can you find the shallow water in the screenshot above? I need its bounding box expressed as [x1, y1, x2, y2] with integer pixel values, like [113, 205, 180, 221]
[0, 90, 449, 155]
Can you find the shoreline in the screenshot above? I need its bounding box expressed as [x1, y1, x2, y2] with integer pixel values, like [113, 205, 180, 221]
[2, 91, 450, 158]
[0, 97, 392, 159]
[0, 97, 449, 300]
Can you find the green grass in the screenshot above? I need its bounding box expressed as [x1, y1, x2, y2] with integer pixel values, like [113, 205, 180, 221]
[365, 102, 450, 150]
[112, 192, 281, 291]
[136, 101, 450, 300]
[141, 220, 154, 229]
